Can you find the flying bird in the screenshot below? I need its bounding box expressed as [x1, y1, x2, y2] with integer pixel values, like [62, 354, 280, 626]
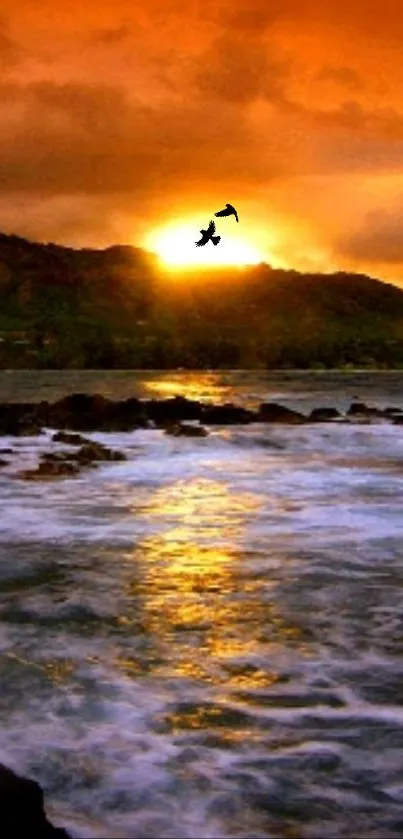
[195, 219, 221, 247]
[214, 203, 239, 223]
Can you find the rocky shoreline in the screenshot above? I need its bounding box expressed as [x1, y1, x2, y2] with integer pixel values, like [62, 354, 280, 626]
[0, 393, 402, 480]
[0, 763, 70, 838]
[1, 393, 403, 434]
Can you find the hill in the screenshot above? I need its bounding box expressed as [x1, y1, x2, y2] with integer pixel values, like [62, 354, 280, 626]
[0, 231, 403, 369]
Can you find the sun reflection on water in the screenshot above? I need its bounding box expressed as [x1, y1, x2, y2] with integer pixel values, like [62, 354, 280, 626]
[143, 373, 234, 405]
[132, 478, 262, 542]
[118, 477, 305, 697]
[5, 651, 75, 684]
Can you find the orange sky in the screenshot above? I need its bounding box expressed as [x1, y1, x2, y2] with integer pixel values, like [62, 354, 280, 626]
[1, 1, 403, 282]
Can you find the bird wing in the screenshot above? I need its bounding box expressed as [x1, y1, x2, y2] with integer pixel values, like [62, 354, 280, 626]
[214, 206, 229, 217]
[195, 232, 207, 246]
[206, 219, 216, 234]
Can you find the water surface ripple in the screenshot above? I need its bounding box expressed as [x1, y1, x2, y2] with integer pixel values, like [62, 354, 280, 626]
[1, 372, 403, 837]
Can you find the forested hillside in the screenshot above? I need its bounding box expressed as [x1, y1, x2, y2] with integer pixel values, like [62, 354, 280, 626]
[1, 231, 403, 369]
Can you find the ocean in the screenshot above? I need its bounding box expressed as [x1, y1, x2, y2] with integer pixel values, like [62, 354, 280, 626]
[1, 370, 403, 838]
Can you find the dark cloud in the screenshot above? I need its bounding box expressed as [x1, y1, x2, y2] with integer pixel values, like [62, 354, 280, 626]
[0, 79, 280, 199]
[216, 0, 287, 34]
[0, 17, 23, 68]
[295, 101, 403, 178]
[309, 102, 403, 137]
[316, 133, 403, 174]
[192, 32, 290, 106]
[0, 193, 124, 247]
[267, 99, 403, 175]
[221, 0, 403, 43]
[0, 73, 400, 223]
[317, 66, 362, 90]
[90, 24, 131, 45]
[337, 206, 403, 265]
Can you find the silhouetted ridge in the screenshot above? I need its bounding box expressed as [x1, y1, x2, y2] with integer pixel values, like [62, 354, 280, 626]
[0, 229, 402, 369]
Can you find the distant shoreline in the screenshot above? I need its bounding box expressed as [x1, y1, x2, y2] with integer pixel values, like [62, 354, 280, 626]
[2, 368, 403, 374]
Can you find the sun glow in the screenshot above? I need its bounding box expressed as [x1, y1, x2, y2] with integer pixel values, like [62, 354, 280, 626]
[144, 219, 264, 269]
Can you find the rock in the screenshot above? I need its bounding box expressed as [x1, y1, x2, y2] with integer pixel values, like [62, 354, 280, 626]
[74, 442, 127, 464]
[257, 402, 306, 424]
[145, 396, 203, 424]
[347, 401, 382, 418]
[13, 425, 43, 437]
[45, 393, 148, 432]
[347, 401, 367, 415]
[52, 431, 91, 445]
[0, 420, 43, 437]
[106, 396, 149, 430]
[0, 403, 41, 436]
[23, 442, 128, 478]
[0, 763, 70, 838]
[0, 447, 13, 454]
[41, 452, 75, 463]
[201, 403, 256, 425]
[20, 461, 80, 480]
[46, 393, 113, 431]
[164, 422, 209, 437]
[0, 458, 9, 466]
[383, 407, 403, 418]
[309, 407, 343, 422]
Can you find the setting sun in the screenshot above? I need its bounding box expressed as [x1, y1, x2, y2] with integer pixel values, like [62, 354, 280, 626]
[144, 219, 265, 269]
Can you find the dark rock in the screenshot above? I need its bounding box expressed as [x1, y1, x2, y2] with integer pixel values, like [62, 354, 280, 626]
[201, 403, 256, 425]
[20, 461, 80, 480]
[0, 447, 13, 454]
[106, 396, 149, 430]
[164, 422, 208, 437]
[45, 394, 148, 432]
[257, 402, 306, 424]
[145, 396, 203, 424]
[0, 402, 45, 436]
[0, 405, 42, 437]
[74, 442, 127, 464]
[46, 393, 113, 431]
[309, 407, 342, 422]
[0, 403, 36, 434]
[0, 458, 9, 466]
[383, 406, 403, 418]
[347, 401, 382, 418]
[0, 763, 70, 837]
[52, 431, 91, 445]
[32, 443, 127, 475]
[13, 425, 43, 437]
[41, 452, 75, 463]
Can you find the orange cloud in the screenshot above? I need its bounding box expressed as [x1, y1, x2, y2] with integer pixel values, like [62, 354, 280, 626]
[0, 0, 402, 282]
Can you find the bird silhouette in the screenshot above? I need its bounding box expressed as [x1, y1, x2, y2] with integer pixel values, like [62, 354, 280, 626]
[195, 219, 221, 247]
[214, 203, 239, 223]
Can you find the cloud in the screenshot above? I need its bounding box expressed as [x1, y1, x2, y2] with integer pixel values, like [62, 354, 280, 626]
[0, 16, 24, 69]
[90, 24, 131, 45]
[1, 0, 403, 275]
[309, 102, 403, 138]
[214, 0, 288, 34]
[0, 79, 275, 200]
[192, 32, 290, 106]
[337, 205, 403, 265]
[316, 66, 362, 90]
